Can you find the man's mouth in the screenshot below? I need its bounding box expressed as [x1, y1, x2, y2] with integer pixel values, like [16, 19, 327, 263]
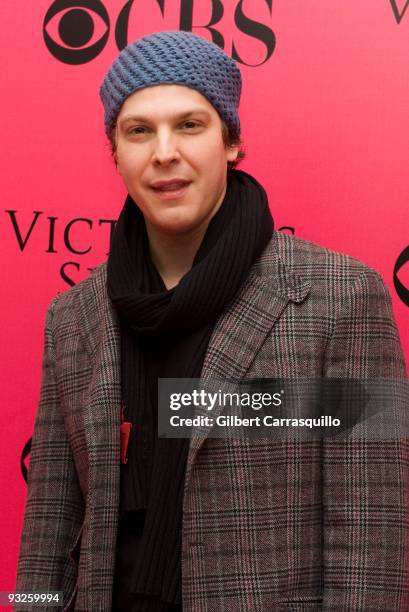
[150, 179, 191, 192]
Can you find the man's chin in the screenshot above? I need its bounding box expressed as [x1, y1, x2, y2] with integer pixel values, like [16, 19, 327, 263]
[148, 214, 209, 239]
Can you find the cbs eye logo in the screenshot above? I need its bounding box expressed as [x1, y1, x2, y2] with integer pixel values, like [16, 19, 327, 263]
[43, 0, 110, 64]
[394, 244, 409, 308]
[21, 438, 31, 483]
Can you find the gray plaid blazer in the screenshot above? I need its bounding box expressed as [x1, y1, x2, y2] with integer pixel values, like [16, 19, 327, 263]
[16, 232, 408, 611]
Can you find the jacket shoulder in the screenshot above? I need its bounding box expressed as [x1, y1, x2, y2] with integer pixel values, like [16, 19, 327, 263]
[46, 261, 108, 327]
[271, 231, 384, 284]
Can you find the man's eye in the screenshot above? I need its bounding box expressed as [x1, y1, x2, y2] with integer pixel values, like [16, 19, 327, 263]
[182, 121, 200, 129]
[129, 126, 148, 135]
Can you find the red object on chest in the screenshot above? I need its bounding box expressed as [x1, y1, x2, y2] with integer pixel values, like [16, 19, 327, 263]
[120, 404, 132, 464]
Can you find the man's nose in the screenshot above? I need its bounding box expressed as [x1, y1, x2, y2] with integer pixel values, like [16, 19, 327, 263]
[151, 130, 181, 166]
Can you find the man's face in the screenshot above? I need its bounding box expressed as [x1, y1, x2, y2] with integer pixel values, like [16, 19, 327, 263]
[114, 84, 239, 237]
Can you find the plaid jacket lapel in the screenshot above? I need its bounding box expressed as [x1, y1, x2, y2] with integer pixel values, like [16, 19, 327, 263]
[186, 238, 311, 483]
[74, 267, 122, 609]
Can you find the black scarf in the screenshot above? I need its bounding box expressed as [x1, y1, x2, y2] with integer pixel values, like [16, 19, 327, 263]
[107, 169, 274, 610]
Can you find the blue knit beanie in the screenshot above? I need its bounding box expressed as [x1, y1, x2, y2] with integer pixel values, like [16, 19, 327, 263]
[100, 30, 242, 139]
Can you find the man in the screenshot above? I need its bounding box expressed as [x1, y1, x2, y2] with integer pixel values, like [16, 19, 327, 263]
[16, 31, 407, 611]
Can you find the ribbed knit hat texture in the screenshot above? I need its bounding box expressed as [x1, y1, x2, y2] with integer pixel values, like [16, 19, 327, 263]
[100, 30, 242, 139]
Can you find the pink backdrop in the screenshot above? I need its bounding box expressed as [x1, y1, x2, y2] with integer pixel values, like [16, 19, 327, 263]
[1, 0, 408, 598]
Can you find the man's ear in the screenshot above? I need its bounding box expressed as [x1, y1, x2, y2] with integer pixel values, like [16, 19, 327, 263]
[227, 144, 240, 163]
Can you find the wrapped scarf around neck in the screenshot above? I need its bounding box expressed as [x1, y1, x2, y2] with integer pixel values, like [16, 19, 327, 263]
[107, 169, 274, 611]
